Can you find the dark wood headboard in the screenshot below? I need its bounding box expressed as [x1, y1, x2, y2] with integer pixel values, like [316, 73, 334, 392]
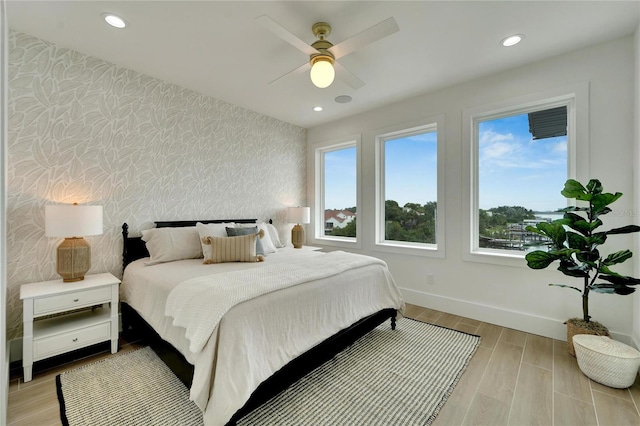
[122, 219, 258, 273]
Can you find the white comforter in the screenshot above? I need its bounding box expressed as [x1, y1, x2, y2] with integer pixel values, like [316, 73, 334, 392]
[121, 248, 404, 426]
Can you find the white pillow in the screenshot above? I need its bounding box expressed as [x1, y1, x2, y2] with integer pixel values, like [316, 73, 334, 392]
[265, 223, 284, 248]
[236, 222, 277, 253]
[196, 222, 235, 259]
[141, 227, 202, 265]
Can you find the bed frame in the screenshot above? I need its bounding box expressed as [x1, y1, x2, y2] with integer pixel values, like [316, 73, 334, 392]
[121, 220, 397, 425]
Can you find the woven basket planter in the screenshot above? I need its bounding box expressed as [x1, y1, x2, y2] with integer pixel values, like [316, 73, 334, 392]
[573, 335, 640, 388]
[565, 320, 609, 356]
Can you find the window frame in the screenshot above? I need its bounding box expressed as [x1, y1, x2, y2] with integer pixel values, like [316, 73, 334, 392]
[311, 135, 361, 249]
[374, 115, 446, 258]
[462, 83, 590, 267]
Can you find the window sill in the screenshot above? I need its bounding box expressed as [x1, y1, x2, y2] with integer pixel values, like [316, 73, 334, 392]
[373, 241, 444, 258]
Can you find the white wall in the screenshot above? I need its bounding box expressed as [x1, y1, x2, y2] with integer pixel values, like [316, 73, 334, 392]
[308, 36, 637, 343]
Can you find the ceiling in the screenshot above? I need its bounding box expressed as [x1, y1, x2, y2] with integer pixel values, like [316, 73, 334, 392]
[7, 1, 640, 129]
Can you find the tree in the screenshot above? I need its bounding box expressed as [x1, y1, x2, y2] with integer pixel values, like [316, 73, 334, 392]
[330, 218, 356, 237]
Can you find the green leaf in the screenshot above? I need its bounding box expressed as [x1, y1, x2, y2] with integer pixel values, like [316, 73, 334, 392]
[602, 250, 632, 266]
[586, 179, 603, 194]
[590, 284, 636, 295]
[525, 251, 561, 269]
[586, 233, 607, 247]
[566, 232, 587, 250]
[591, 192, 622, 214]
[558, 206, 589, 213]
[535, 222, 566, 249]
[549, 283, 582, 293]
[606, 225, 640, 235]
[561, 179, 588, 200]
[576, 249, 599, 264]
[598, 273, 640, 285]
[558, 259, 588, 277]
[592, 207, 612, 220]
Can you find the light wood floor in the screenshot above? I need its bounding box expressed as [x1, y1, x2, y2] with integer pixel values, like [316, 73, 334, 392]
[7, 304, 640, 425]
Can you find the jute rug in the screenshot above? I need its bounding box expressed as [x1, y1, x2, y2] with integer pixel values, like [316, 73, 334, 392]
[57, 318, 480, 426]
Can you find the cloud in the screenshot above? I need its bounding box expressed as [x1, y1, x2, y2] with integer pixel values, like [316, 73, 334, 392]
[479, 130, 514, 145]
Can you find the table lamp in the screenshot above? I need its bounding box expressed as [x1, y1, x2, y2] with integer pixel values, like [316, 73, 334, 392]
[287, 206, 310, 249]
[45, 203, 103, 282]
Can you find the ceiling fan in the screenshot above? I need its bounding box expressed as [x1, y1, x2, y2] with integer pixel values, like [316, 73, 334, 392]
[257, 15, 399, 89]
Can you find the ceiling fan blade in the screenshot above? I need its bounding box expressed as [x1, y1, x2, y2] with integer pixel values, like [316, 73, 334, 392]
[334, 62, 365, 90]
[256, 15, 319, 56]
[268, 61, 311, 85]
[328, 17, 399, 59]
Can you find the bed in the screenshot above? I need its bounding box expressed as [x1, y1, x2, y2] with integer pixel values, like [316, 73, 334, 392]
[120, 219, 405, 425]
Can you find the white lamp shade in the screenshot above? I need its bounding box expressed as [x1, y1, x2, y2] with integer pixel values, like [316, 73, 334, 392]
[45, 205, 103, 237]
[288, 206, 310, 224]
[310, 58, 335, 88]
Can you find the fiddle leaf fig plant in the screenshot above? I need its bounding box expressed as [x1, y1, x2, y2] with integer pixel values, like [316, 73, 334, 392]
[525, 178, 640, 324]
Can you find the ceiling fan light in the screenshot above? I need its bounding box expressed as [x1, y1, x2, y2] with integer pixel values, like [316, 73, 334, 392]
[310, 58, 335, 88]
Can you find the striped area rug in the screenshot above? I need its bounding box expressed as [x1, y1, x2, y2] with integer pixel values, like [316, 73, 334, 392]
[56, 347, 203, 426]
[57, 318, 479, 426]
[238, 318, 480, 425]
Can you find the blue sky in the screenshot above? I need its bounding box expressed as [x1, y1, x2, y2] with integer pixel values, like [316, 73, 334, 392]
[324, 112, 567, 212]
[479, 113, 567, 212]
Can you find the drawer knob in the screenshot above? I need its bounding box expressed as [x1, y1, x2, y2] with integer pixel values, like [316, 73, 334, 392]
[73, 299, 79, 302]
[72, 338, 78, 342]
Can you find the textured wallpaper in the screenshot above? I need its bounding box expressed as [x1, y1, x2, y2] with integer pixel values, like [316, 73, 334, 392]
[6, 31, 307, 341]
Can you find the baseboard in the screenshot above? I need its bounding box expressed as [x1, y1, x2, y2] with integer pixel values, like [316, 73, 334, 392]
[400, 287, 632, 345]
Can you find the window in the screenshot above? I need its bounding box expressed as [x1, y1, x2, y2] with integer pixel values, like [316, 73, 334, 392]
[375, 117, 445, 256]
[463, 84, 589, 266]
[478, 107, 568, 253]
[314, 138, 359, 246]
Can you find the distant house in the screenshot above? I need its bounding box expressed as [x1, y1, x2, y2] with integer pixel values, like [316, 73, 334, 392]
[324, 210, 356, 233]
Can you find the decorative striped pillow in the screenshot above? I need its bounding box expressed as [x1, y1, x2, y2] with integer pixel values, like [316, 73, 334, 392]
[201, 234, 265, 264]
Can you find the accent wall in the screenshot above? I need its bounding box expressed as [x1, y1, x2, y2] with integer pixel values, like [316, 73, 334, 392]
[6, 31, 307, 342]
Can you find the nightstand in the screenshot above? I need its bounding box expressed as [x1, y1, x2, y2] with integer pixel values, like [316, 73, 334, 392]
[20, 272, 120, 382]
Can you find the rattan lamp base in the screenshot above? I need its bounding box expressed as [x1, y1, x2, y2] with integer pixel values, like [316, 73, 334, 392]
[291, 224, 304, 249]
[57, 237, 91, 282]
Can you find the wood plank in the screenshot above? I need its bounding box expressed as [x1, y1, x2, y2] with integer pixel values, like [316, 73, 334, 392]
[589, 379, 632, 401]
[553, 392, 598, 426]
[415, 307, 443, 323]
[476, 322, 503, 350]
[462, 393, 510, 426]
[592, 389, 640, 425]
[432, 346, 492, 426]
[458, 317, 481, 328]
[522, 333, 553, 370]
[8, 405, 62, 426]
[453, 322, 479, 335]
[553, 339, 592, 403]
[432, 312, 461, 328]
[508, 363, 552, 425]
[403, 303, 425, 319]
[499, 328, 527, 348]
[7, 380, 59, 425]
[629, 374, 640, 411]
[476, 341, 523, 403]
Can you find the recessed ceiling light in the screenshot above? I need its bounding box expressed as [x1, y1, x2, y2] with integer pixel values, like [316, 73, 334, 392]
[501, 34, 524, 47]
[102, 13, 127, 29]
[335, 95, 352, 104]
[313, 106, 323, 112]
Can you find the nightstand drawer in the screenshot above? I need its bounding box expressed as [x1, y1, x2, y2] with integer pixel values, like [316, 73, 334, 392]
[33, 321, 111, 361]
[33, 286, 112, 316]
